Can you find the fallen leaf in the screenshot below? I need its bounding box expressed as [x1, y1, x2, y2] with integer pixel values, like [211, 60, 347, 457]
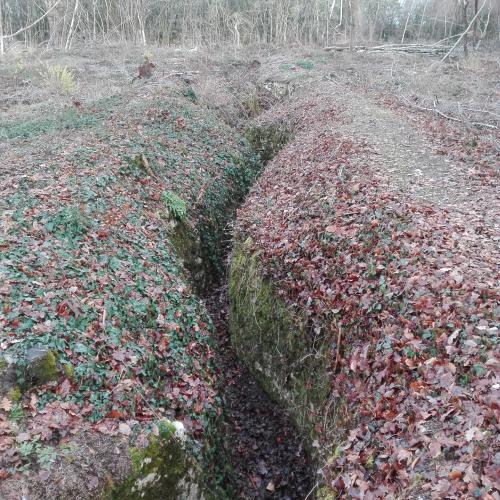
[58, 378, 71, 397]
[106, 410, 125, 419]
[429, 441, 441, 458]
[0, 398, 12, 412]
[448, 470, 462, 480]
[118, 422, 131, 436]
[16, 432, 31, 443]
[266, 481, 275, 492]
[38, 469, 50, 480]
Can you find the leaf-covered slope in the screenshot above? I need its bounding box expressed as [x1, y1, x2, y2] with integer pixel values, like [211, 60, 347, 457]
[233, 86, 499, 498]
[0, 88, 258, 477]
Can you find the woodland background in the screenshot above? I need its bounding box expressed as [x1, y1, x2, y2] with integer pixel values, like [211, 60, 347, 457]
[1, 0, 499, 56]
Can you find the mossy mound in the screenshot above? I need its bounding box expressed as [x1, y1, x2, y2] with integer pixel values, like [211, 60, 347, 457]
[230, 84, 499, 497]
[0, 84, 262, 496]
[26, 347, 59, 385]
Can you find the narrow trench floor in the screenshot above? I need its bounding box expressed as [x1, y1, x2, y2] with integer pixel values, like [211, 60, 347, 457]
[205, 285, 313, 500]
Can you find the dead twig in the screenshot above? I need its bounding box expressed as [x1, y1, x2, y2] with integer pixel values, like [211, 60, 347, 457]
[304, 482, 319, 500]
[156, 70, 200, 82]
[139, 154, 159, 179]
[461, 107, 500, 120]
[333, 324, 342, 373]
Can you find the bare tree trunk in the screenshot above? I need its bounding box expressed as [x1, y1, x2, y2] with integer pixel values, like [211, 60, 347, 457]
[402, 0, 414, 44]
[92, 0, 96, 41]
[461, 0, 470, 58]
[45, 0, 66, 47]
[369, 2, 380, 43]
[349, 0, 360, 50]
[65, 0, 79, 50]
[476, 4, 492, 48]
[441, 0, 486, 62]
[0, 0, 4, 57]
[417, 0, 429, 42]
[0, 0, 498, 53]
[3, 0, 63, 48]
[473, 0, 479, 43]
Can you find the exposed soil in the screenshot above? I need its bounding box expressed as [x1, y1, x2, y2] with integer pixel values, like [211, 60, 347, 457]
[328, 85, 499, 272]
[205, 283, 313, 500]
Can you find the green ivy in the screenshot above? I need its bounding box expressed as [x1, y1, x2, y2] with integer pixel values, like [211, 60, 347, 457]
[162, 190, 188, 221]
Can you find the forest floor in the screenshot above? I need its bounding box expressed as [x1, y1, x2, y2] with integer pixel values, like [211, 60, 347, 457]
[0, 43, 499, 499]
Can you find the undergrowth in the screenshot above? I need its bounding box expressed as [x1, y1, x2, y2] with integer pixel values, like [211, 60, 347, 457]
[40, 64, 76, 93]
[0, 95, 122, 140]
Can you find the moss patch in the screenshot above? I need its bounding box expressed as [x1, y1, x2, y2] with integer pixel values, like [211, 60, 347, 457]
[245, 125, 291, 164]
[108, 420, 204, 500]
[7, 386, 22, 402]
[168, 151, 262, 290]
[62, 363, 74, 379]
[228, 238, 337, 446]
[168, 218, 208, 288]
[30, 350, 58, 385]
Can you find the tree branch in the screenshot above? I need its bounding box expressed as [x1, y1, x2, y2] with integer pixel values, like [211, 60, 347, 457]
[2, 0, 63, 40]
[441, 0, 487, 62]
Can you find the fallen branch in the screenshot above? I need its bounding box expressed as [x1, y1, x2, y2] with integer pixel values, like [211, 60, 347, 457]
[324, 44, 366, 51]
[461, 107, 500, 120]
[367, 44, 450, 54]
[401, 95, 498, 130]
[431, 33, 462, 46]
[325, 43, 451, 55]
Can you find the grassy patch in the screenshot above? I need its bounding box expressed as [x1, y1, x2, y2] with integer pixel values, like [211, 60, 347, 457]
[0, 95, 123, 140]
[0, 108, 97, 140]
[296, 59, 314, 70]
[40, 64, 77, 93]
[279, 60, 314, 71]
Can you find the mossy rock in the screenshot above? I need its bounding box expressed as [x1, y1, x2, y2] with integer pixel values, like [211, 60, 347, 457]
[26, 347, 58, 385]
[1, 347, 60, 396]
[107, 420, 205, 500]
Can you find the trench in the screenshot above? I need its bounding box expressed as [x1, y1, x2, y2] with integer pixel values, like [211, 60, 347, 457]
[174, 125, 314, 499]
[203, 282, 313, 499]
